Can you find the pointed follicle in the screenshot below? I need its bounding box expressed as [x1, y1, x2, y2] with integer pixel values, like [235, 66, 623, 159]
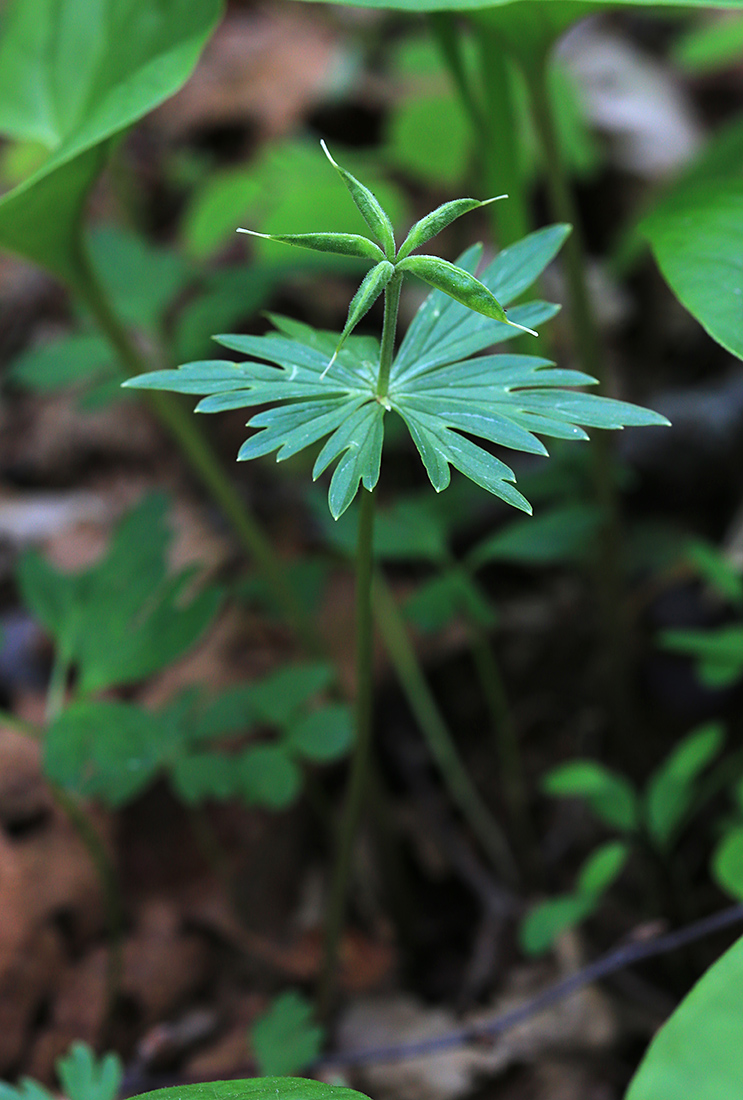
[320, 351, 338, 381]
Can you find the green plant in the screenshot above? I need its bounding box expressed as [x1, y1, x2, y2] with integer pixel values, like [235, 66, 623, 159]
[520, 840, 630, 954]
[125, 144, 667, 1009]
[624, 931, 743, 1099]
[251, 991, 325, 1076]
[523, 723, 743, 952]
[0, 1043, 122, 1100]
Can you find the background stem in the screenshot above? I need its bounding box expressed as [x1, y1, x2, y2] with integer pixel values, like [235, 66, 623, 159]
[522, 50, 633, 738]
[318, 486, 376, 1020]
[374, 576, 518, 887]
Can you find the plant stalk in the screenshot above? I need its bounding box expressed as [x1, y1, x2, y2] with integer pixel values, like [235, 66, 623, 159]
[522, 50, 633, 737]
[373, 576, 519, 887]
[376, 272, 403, 399]
[318, 484, 376, 1020]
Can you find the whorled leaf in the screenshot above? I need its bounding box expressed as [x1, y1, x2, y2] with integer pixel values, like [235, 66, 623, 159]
[126, 223, 668, 518]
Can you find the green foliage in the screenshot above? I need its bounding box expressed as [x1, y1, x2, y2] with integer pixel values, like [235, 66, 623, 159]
[251, 991, 325, 1076]
[296, 0, 743, 10]
[183, 140, 408, 263]
[520, 841, 629, 955]
[674, 12, 743, 73]
[543, 724, 726, 851]
[42, 645, 350, 810]
[127, 148, 667, 520]
[17, 494, 222, 696]
[625, 934, 743, 1099]
[642, 179, 743, 362]
[645, 723, 725, 849]
[543, 761, 640, 832]
[131, 1080, 371, 1100]
[56, 1042, 122, 1100]
[712, 828, 743, 901]
[0, 0, 222, 288]
[0, 1043, 122, 1100]
[662, 624, 743, 688]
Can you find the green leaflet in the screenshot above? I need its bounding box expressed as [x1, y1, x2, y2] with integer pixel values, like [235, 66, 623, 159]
[321, 140, 396, 258]
[396, 196, 504, 261]
[131, 1079, 371, 1100]
[237, 228, 385, 262]
[396, 254, 538, 335]
[328, 260, 396, 372]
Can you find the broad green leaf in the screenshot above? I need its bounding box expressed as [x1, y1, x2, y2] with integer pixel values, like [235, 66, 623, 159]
[625, 934, 743, 1100]
[239, 745, 301, 809]
[7, 334, 114, 393]
[131, 1078, 371, 1100]
[385, 93, 472, 190]
[645, 723, 725, 848]
[0, 0, 223, 288]
[286, 704, 353, 762]
[674, 13, 743, 74]
[661, 626, 743, 688]
[467, 503, 601, 569]
[45, 701, 165, 806]
[18, 494, 221, 694]
[251, 992, 324, 1077]
[405, 570, 496, 633]
[543, 760, 640, 832]
[520, 893, 595, 955]
[170, 752, 239, 804]
[642, 179, 743, 361]
[247, 663, 335, 727]
[687, 539, 743, 605]
[576, 841, 629, 896]
[712, 828, 743, 901]
[87, 225, 190, 329]
[321, 140, 396, 258]
[56, 1044, 122, 1100]
[0, 1082, 54, 1100]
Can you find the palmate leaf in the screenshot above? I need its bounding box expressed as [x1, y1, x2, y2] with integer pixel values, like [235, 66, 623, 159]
[126, 223, 668, 518]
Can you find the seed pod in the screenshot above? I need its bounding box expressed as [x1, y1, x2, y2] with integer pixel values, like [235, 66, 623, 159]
[396, 255, 538, 335]
[322, 260, 395, 378]
[321, 141, 396, 260]
[396, 196, 506, 262]
[237, 228, 384, 261]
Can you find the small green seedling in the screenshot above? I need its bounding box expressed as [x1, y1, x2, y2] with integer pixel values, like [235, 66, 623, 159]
[520, 841, 629, 955]
[526, 723, 736, 952]
[45, 660, 351, 811]
[251, 990, 324, 1076]
[0, 1042, 122, 1100]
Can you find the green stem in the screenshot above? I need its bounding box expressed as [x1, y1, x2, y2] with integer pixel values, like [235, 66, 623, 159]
[51, 782, 125, 1032]
[475, 30, 531, 246]
[43, 663, 124, 1030]
[522, 51, 633, 737]
[73, 237, 317, 655]
[463, 608, 540, 882]
[376, 272, 403, 399]
[318, 485, 376, 1020]
[373, 576, 519, 887]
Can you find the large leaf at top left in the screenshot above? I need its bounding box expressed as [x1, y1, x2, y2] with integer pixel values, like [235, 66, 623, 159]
[0, 0, 223, 289]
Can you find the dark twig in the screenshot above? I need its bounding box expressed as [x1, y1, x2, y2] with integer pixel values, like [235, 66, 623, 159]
[321, 903, 743, 1067]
